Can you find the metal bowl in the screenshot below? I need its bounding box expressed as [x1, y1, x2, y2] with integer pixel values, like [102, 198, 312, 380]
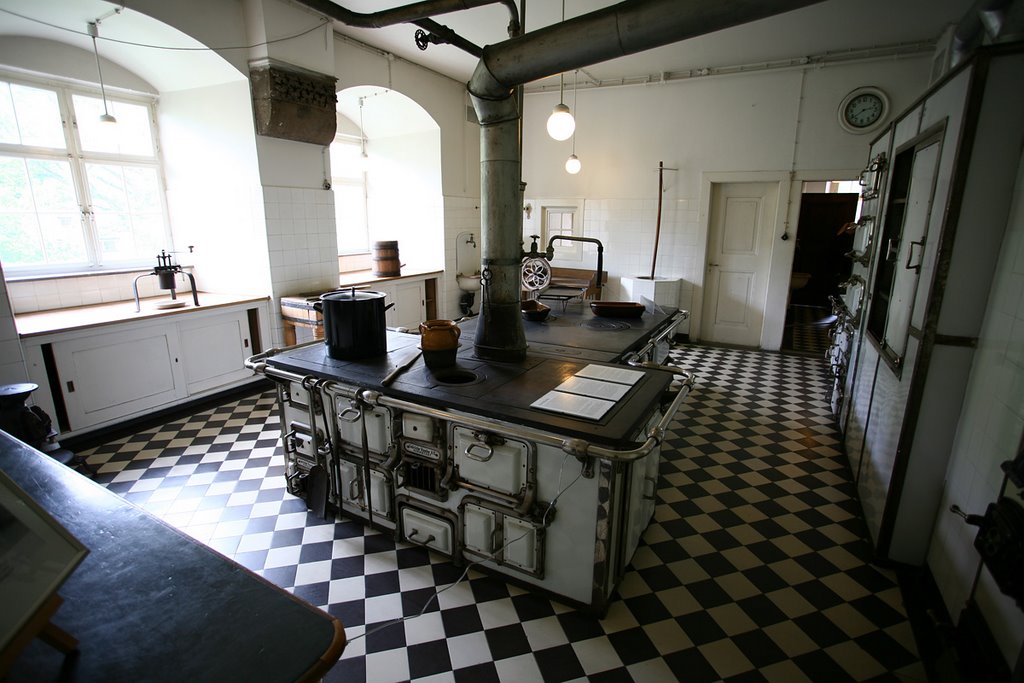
[590, 301, 645, 318]
[521, 299, 551, 322]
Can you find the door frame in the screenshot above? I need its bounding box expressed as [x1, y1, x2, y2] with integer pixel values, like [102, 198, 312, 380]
[695, 169, 859, 349]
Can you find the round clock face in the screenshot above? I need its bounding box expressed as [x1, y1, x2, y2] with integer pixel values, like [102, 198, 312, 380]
[839, 87, 889, 134]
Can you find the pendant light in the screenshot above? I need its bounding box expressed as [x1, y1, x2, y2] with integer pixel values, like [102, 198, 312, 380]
[546, 1, 575, 141]
[87, 22, 116, 124]
[565, 71, 581, 174]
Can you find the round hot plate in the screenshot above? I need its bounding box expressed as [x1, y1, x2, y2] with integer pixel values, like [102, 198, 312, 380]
[580, 319, 631, 332]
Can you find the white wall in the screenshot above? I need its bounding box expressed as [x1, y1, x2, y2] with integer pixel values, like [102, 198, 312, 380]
[521, 58, 930, 348]
[927, 147, 1024, 665]
[159, 80, 271, 298]
[333, 36, 480, 319]
[0, 37, 155, 93]
[367, 129, 444, 274]
[0, 260, 28, 386]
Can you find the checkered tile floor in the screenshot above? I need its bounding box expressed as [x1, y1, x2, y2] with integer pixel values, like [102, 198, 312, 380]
[782, 305, 835, 357]
[81, 344, 924, 682]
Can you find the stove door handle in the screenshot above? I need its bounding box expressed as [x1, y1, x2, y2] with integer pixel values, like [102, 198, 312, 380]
[465, 442, 494, 462]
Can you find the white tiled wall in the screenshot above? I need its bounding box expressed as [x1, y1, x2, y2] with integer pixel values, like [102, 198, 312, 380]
[582, 197, 701, 300]
[927, 151, 1024, 665]
[0, 262, 28, 385]
[443, 196, 481, 319]
[6, 270, 187, 314]
[263, 186, 340, 346]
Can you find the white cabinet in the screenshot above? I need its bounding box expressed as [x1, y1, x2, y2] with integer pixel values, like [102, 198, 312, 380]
[53, 324, 187, 429]
[378, 280, 425, 330]
[178, 308, 253, 394]
[24, 301, 268, 434]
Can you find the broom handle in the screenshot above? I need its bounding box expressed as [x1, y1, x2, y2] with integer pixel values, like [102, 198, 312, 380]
[650, 161, 664, 279]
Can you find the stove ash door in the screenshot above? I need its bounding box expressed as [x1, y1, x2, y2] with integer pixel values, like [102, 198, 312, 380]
[452, 426, 531, 500]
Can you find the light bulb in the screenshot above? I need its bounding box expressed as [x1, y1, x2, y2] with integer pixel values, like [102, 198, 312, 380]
[565, 154, 581, 174]
[546, 103, 575, 141]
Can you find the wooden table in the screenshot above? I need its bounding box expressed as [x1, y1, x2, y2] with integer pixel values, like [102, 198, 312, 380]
[0, 431, 345, 682]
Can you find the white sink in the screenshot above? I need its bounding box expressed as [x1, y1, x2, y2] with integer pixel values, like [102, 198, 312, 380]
[456, 273, 481, 292]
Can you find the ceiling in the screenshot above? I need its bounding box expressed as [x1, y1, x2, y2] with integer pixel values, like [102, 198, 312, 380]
[331, 0, 981, 89]
[0, 0, 981, 93]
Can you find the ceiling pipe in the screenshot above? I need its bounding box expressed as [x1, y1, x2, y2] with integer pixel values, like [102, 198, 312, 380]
[294, 0, 520, 36]
[951, 0, 1016, 64]
[468, 0, 826, 361]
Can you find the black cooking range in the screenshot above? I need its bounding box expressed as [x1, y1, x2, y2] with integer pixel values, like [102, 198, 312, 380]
[460, 301, 680, 363]
[261, 301, 682, 446]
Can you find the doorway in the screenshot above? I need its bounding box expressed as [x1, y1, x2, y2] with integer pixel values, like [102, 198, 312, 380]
[782, 184, 859, 356]
[700, 181, 780, 347]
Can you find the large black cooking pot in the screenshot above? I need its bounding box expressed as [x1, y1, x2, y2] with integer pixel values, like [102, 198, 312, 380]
[315, 289, 392, 360]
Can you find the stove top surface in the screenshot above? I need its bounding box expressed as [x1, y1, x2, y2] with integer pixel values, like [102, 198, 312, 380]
[458, 301, 677, 361]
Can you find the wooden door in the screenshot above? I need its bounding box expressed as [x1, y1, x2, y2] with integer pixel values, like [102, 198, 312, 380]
[700, 182, 780, 346]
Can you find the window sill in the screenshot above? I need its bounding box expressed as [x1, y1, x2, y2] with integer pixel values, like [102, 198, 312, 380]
[6, 266, 193, 283]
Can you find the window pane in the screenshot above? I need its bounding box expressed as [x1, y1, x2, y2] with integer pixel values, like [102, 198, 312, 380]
[74, 95, 154, 156]
[0, 155, 34, 211]
[38, 213, 89, 264]
[0, 82, 66, 148]
[0, 214, 45, 266]
[334, 182, 368, 254]
[330, 139, 364, 181]
[85, 163, 166, 263]
[0, 156, 86, 267]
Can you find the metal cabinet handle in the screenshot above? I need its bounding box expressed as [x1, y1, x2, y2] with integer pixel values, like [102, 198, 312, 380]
[337, 406, 361, 422]
[465, 442, 494, 462]
[886, 238, 901, 262]
[643, 476, 657, 501]
[407, 528, 436, 546]
[708, 262, 720, 267]
[348, 478, 360, 501]
[905, 239, 925, 272]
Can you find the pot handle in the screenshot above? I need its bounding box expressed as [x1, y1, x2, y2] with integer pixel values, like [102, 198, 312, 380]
[313, 301, 322, 313]
[384, 303, 395, 311]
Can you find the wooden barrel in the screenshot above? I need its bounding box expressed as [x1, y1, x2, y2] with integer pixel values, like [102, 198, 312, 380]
[372, 241, 401, 277]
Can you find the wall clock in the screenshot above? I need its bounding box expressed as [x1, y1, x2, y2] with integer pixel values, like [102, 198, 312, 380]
[838, 86, 889, 134]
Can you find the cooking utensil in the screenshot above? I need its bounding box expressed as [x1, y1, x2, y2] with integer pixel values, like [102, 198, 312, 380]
[381, 349, 422, 386]
[521, 299, 551, 321]
[590, 301, 645, 318]
[315, 289, 393, 360]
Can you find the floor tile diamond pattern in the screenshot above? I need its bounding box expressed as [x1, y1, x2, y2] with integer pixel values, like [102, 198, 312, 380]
[81, 344, 925, 682]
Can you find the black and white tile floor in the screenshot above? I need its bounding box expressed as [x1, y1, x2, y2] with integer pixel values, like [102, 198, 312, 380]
[782, 305, 835, 358]
[81, 344, 924, 682]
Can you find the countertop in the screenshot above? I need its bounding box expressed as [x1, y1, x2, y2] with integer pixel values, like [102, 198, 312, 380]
[15, 292, 269, 338]
[0, 431, 345, 682]
[338, 269, 442, 287]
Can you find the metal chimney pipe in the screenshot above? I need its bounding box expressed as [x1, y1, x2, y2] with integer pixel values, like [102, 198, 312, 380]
[469, 0, 825, 361]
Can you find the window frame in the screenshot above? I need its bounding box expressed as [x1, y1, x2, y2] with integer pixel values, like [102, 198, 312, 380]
[329, 133, 370, 256]
[0, 70, 171, 277]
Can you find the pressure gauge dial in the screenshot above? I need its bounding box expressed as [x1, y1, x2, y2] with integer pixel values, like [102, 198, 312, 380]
[838, 87, 889, 134]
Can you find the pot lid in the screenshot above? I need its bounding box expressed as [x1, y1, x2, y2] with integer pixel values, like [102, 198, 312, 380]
[320, 289, 387, 302]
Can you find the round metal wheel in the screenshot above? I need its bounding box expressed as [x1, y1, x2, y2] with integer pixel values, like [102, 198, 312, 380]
[521, 258, 551, 291]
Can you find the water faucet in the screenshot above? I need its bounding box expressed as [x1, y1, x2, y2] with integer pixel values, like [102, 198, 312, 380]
[545, 235, 605, 292]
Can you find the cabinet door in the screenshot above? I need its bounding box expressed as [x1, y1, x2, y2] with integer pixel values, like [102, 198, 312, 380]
[390, 281, 425, 329]
[53, 325, 187, 430]
[178, 310, 253, 394]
